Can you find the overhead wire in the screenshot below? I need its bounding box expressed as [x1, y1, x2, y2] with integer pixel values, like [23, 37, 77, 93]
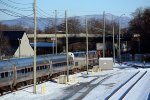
[36, 6, 53, 28]
[0, 0, 32, 11]
[0, 9, 33, 17]
[0, 0, 35, 28]
[0, 1, 50, 30]
[0, 8, 35, 28]
[6, 0, 32, 5]
[36, 10, 49, 18]
[36, 6, 50, 17]
[36, 12, 50, 27]
[0, 9, 48, 27]
[2, 1, 131, 31]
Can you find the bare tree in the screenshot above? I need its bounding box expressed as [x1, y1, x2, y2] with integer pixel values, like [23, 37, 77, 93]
[88, 18, 103, 34]
[129, 7, 150, 53]
[57, 18, 82, 34]
[0, 32, 10, 58]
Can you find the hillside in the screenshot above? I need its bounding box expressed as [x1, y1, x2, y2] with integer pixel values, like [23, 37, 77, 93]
[0, 14, 131, 30]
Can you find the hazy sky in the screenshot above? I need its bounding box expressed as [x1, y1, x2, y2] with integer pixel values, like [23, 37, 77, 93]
[0, 0, 150, 20]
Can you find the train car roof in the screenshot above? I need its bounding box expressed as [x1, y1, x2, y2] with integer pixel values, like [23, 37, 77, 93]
[0, 54, 69, 71]
[73, 50, 96, 55]
[74, 50, 96, 53]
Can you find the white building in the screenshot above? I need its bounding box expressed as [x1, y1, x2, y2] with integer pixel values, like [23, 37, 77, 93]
[14, 32, 34, 57]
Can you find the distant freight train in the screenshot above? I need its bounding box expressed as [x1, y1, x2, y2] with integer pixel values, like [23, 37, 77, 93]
[0, 51, 98, 94]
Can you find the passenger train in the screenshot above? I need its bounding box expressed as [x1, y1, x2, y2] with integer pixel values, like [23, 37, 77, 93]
[0, 51, 97, 94]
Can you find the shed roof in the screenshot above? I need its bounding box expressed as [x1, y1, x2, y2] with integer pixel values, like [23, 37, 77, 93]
[30, 42, 55, 48]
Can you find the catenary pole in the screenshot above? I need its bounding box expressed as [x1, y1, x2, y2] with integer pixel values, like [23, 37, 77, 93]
[18, 38, 21, 58]
[33, 0, 37, 94]
[85, 17, 89, 75]
[65, 10, 69, 82]
[52, 39, 54, 54]
[112, 16, 115, 64]
[119, 19, 121, 63]
[55, 10, 57, 55]
[103, 11, 105, 57]
[118, 14, 125, 63]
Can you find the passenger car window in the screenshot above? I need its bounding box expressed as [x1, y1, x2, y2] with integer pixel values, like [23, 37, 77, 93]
[1, 73, 4, 78]
[5, 72, 8, 77]
[21, 69, 25, 73]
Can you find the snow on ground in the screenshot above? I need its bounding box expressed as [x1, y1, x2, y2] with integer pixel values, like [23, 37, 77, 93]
[124, 71, 150, 100]
[0, 63, 150, 100]
[83, 69, 138, 100]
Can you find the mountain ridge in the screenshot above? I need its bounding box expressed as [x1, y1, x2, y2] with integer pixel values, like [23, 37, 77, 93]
[0, 14, 131, 30]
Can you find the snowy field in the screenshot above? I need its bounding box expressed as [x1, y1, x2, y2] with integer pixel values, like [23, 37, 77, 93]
[1, 63, 150, 100]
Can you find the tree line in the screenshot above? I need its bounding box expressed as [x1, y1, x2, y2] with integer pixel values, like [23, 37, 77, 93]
[129, 7, 150, 54]
[0, 7, 150, 56]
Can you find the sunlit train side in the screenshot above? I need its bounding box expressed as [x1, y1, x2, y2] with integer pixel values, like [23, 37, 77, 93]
[0, 51, 97, 94]
[73, 50, 98, 67]
[0, 54, 74, 94]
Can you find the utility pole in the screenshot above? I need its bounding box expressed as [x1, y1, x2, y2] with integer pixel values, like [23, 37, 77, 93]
[18, 38, 21, 58]
[138, 37, 140, 53]
[52, 39, 54, 54]
[55, 10, 57, 55]
[112, 16, 115, 64]
[65, 10, 69, 82]
[85, 17, 89, 75]
[33, 0, 37, 94]
[103, 11, 105, 57]
[118, 14, 125, 63]
[118, 19, 121, 63]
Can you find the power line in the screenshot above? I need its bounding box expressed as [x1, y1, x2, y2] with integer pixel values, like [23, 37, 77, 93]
[0, 9, 34, 27]
[0, 8, 48, 29]
[0, 0, 32, 11]
[0, 10, 20, 17]
[6, 0, 32, 5]
[36, 10, 49, 18]
[0, 9, 33, 17]
[36, 9, 51, 27]
[0, 11, 34, 29]
[37, 19, 49, 27]
[36, 6, 50, 17]
[0, 8, 45, 30]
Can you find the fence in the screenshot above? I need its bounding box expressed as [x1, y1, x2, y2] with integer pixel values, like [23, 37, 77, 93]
[121, 53, 150, 62]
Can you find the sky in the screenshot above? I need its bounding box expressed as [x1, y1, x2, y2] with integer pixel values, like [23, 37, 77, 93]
[0, 0, 150, 20]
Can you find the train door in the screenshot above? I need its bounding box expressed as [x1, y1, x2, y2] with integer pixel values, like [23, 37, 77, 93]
[48, 61, 53, 76]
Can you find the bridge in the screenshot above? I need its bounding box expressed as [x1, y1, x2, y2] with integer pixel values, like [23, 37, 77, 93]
[27, 33, 131, 42]
[27, 33, 103, 38]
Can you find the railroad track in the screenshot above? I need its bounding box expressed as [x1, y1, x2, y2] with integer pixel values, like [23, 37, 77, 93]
[64, 70, 124, 100]
[0, 67, 94, 96]
[105, 70, 147, 100]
